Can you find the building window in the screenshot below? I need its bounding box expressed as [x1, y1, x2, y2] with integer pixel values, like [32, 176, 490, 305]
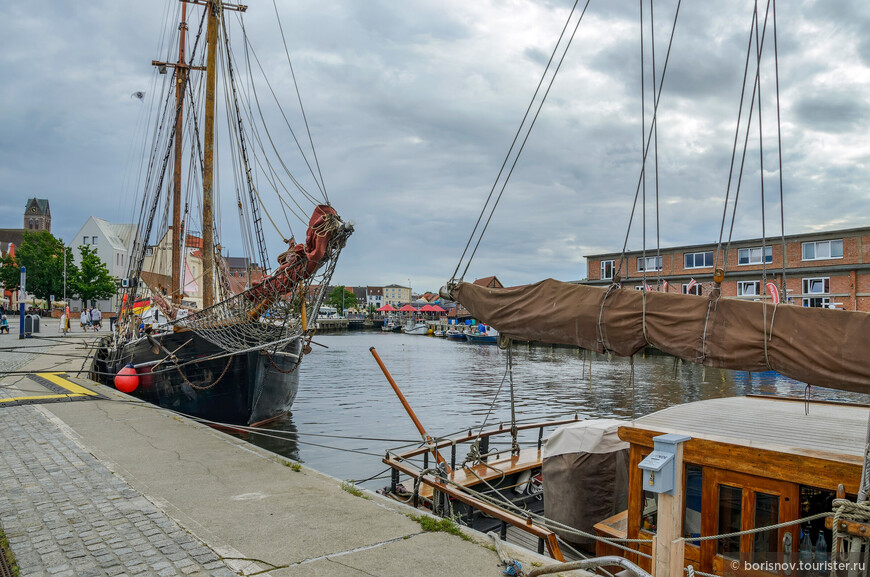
[682, 283, 702, 296]
[92, 236, 98, 245]
[83, 236, 89, 245]
[802, 239, 843, 261]
[737, 281, 760, 296]
[684, 251, 713, 269]
[637, 256, 663, 272]
[28, 219, 33, 229]
[802, 277, 830, 308]
[601, 260, 614, 280]
[737, 246, 772, 265]
[802, 277, 830, 295]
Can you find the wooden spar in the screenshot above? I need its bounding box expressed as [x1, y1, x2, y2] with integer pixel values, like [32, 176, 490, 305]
[369, 347, 451, 473]
[171, 1, 188, 305]
[201, 0, 218, 309]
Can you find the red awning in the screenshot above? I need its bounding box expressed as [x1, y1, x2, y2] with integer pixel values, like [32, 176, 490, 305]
[377, 304, 397, 312]
[428, 305, 446, 313]
[398, 304, 418, 312]
[420, 304, 436, 312]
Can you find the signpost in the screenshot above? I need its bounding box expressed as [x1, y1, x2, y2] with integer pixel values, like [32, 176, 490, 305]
[18, 266, 26, 339]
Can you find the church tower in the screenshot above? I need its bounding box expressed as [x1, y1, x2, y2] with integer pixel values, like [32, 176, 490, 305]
[24, 198, 51, 232]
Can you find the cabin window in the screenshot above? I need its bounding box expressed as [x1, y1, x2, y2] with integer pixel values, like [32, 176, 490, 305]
[738, 246, 772, 265]
[92, 236, 98, 245]
[83, 236, 89, 245]
[718, 485, 742, 555]
[753, 492, 780, 554]
[601, 260, 614, 280]
[802, 239, 843, 261]
[637, 256, 662, 272]
[684, 465, 702, 538]
[641, 490, 657, 533]
[737, 281, 760, 296]
[684, 251, 713, 269]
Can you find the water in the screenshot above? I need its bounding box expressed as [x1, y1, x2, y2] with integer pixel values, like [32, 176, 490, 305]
[237, 332, 866, 490]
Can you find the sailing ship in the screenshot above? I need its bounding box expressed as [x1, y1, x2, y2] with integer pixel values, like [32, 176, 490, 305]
[380, 1, 870, 574]
[93, 0, 352, 426]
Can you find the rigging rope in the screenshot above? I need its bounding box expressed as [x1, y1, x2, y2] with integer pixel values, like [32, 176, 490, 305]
[450, 0, 591, 284]
[615, 0, 682, 280]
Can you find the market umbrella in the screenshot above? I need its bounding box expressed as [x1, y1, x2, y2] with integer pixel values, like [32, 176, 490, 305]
[398, 304, 418, 313]
[429, 305, 446, 313]
[377, 304, 397, 312]
[419, 304, 436, 312]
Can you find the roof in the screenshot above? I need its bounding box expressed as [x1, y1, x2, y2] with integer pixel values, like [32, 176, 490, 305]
[75, 217, 138, 252]
[26, 198, 50, 215]
[0, 229, 24, 247]
[629, 396, 867, 461]
[226, 256, 250, 269]
[473, 276, 503, 289]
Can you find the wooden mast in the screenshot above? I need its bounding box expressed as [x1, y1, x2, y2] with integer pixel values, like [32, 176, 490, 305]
[170, 2, 188, 306]
[201, 0, 219, 309]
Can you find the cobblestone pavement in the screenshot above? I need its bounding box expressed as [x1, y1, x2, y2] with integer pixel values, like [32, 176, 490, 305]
[0, 338, 238, 576]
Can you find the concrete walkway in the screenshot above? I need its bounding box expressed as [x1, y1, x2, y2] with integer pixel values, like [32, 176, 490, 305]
[0, 331, 570, 576]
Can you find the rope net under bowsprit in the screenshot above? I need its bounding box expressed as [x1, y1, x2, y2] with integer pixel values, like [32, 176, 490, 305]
[170, 205, 352, 353]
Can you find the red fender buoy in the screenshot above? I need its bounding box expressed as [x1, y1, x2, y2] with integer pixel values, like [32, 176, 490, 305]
[115, 363, 139, 393]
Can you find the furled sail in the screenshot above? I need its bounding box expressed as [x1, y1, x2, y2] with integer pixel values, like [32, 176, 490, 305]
[451, 279, 870, 394]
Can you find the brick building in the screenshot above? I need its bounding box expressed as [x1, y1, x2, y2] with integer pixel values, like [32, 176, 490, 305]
[584, 227, 870, 311]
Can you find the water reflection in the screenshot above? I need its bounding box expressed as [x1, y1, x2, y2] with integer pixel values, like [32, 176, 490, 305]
[232, 333, 866, 489]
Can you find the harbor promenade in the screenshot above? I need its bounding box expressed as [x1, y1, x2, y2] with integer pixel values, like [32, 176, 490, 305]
[0, 321, 568, 576]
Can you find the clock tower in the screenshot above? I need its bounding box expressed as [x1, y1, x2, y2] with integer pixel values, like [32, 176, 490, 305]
[24, 198, 51, 233]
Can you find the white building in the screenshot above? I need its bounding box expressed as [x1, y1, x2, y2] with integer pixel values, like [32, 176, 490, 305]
[69, 217, 138, 312]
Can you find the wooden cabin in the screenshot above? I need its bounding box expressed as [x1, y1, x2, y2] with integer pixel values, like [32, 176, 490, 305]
[594, 395, 867, 575]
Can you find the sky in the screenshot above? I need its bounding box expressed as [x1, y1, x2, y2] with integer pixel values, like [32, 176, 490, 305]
[2, 0, 870, 293]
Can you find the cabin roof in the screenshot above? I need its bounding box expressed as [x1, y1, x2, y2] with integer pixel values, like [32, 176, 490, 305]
[628, 396, 867, 461]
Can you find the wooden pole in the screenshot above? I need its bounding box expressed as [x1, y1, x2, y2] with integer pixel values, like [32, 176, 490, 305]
[201, 0, 218, 309]
[370, 347, 451, 473]
[654, 441, 686, 577]
[170, 1, 188, 305]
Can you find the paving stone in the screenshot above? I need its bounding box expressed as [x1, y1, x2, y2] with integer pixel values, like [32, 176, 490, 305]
[0, 362, 236, 577]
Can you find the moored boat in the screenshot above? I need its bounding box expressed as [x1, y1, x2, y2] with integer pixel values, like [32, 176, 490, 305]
[93, 0, 352, 426]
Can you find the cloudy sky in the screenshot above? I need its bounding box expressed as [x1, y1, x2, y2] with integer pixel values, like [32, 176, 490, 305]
[2, 0, 870, 292]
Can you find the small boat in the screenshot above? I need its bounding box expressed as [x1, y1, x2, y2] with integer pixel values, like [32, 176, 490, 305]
[404, 320, 429, 335]
[464, 325, 499, 344]
[445, 329, 466, 341]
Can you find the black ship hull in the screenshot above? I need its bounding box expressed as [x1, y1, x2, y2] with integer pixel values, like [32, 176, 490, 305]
[93, 329, 301, 426]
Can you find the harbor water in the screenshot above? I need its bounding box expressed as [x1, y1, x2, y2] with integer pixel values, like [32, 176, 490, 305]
[236, 332, 866, 490]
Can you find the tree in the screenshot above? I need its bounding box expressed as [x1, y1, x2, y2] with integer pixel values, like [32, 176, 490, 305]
[8, 231, 78, 303]
[0, 253, 19, 295]
[74, 245, 116, 305]
[326, 285, 358, 314]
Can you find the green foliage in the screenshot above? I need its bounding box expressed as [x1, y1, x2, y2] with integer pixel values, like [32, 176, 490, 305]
[5, 231, 78, 302]
[0, 253, 19, 294]
[409, 514, 472, 541]
[340, 480, 368, 499]
[326, 286, 358, 313]
[74, 245, 116, 304]
[0, 525, 20, 576]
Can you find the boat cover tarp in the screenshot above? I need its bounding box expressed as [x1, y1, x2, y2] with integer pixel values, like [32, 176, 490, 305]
[454, 279, 870, 394]
[542, 419, 629, 549]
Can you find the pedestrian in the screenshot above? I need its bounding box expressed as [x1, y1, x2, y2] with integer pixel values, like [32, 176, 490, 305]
[0, 315, 8, 334]
[80, 309, 89, 331]
[91, 308, 102, 331]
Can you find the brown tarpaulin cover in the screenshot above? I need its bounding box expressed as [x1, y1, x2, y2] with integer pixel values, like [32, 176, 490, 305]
[454, 279, 870, 394]
[542, 450, 629, 549]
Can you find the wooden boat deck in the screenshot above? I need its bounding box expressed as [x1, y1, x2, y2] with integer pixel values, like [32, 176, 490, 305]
[629, 395, 867, 463]
[418, 448, 542, 499]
